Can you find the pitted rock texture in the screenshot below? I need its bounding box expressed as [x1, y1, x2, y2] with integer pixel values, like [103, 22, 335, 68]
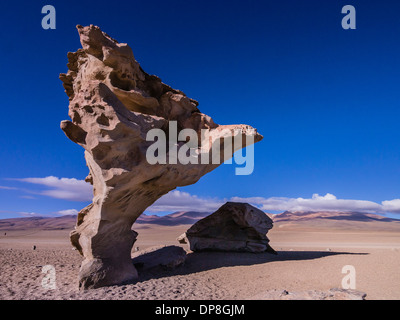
[60, 25, 263, 289]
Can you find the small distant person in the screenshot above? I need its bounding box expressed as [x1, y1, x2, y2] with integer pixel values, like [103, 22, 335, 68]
[32, 245, 37, 251]
[4, 233, 6, 236]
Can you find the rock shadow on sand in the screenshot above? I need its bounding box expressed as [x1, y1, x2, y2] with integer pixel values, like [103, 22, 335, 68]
[134, 249, 369, 282]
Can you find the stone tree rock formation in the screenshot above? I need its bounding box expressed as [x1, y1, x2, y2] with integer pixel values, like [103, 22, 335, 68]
[183, 202, 276, 253]
[60, 25, 263, 289]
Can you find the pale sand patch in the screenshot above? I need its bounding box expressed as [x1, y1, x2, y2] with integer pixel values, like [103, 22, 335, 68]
[0, 224, 399, 300]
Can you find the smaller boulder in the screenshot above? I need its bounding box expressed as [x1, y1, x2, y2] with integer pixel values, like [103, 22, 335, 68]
[185, 202, 277, 254]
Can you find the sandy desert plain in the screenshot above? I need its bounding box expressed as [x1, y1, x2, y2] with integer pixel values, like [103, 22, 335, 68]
[0, 211, 400, 300]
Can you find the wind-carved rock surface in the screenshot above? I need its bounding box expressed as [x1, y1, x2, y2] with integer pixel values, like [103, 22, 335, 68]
[183, 202, 276, 254]
[60, 25, 263, 289]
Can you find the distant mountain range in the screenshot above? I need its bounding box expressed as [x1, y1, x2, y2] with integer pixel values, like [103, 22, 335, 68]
[0, 210, 399, 231]
[271, 210, 400, 231]
[136, 211, 210, 226]
[0, 215, 77, 231]
[273, 211, 398, 223]
[0, 211, 211, 231]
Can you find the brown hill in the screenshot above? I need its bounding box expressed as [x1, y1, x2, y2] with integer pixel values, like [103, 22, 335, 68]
[0, 215, 77, 231]
[273, 211, 397, 222]
[136, 211, 210, 226]
[0, 211, 211, 231]
[272, 211, 400, 231]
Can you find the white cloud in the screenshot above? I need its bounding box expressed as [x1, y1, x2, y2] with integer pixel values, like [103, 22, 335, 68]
[19, 195, 36, 199]
[147, 190, 225, 213]
[0, 186, 17, 190]
[7, 176, 400, 215]
[0, 209, 78, 218]
[230, 193, 383, 213]
[382, 199, 400, 214]
[150, 191, 400, 215]
[15, 176, 92, 202]
[16, 212, 44, 218]
[312, 193, 337, 200]
[56, 209, 79, 216]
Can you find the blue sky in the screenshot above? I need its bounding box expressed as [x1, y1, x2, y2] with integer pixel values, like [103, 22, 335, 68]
[1, 0, 400, 219]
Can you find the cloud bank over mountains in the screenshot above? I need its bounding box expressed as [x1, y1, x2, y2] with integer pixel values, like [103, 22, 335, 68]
[152, 191, 400, 215]
[3, 176, 400, 216]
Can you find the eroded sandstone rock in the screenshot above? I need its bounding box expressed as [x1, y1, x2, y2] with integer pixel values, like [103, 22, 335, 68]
[185, 202, 276, 254]
[60, 25, 263, 289]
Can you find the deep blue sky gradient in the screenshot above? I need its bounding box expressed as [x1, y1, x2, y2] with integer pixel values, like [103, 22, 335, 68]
[0, 1, 400, 218]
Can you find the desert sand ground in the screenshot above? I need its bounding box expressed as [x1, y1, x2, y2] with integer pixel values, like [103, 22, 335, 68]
[0, 223, 399, 300]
